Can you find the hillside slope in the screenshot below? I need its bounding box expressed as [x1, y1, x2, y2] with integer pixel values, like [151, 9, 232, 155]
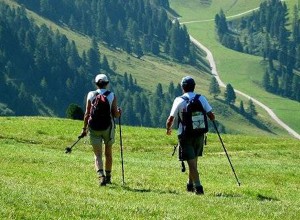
[0, 0, 290, 137]
[169, 0, 300, 136]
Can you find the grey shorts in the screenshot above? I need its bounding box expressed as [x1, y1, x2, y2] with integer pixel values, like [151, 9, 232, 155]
[178, 134, 205, 161]
[89, 124, 115, 146]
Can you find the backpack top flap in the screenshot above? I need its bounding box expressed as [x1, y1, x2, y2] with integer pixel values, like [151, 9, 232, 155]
[88, 91, 112, 131]
[181, 94, 208, 135]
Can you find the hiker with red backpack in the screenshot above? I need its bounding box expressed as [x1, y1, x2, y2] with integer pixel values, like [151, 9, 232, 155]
[80, 73, 121, 186]
[166, 76, 215, 195]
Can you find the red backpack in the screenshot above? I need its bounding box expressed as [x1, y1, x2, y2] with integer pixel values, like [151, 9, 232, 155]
[88, 91, 112, 131]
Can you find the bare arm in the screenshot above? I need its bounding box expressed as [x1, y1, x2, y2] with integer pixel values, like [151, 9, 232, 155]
[111, 96, 121, 118]
[207, 111, 215, 121]
[80, 99, 91, 137]
[166, 116, 174, 135]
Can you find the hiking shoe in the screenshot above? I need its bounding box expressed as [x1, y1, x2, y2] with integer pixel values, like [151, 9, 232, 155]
[186, 183, 194, 192]
[195, 185, 204, 195]
[99, 175, 106, 186]
[105, 176, 112, 184]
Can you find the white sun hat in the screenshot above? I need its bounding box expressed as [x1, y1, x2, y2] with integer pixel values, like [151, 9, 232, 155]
[95, 74, 109, 83]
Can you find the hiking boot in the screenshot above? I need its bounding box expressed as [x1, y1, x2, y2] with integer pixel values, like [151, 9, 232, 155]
[186, 183, 194, 192]
[195, 185, 204, 195]
[105, 176, 112, 184]
[99, 175, 106, 186]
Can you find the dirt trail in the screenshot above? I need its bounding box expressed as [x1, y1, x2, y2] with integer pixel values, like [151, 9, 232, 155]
[189, 36, 300, 140]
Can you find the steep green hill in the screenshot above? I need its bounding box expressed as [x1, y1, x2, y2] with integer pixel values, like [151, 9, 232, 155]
[0, 0, 293, 137]
[169, 0, 300, 135]
[0, 117, 299, 219]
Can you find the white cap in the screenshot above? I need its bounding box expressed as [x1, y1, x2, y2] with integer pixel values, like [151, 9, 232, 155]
[95, 74, 109, 83]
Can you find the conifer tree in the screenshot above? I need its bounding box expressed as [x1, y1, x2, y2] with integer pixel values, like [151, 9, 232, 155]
[86, 38, 101, 74]
[133, 42, 144, 58]
[271, 74, 279, 94]
[247, 99, 257, 118]
[263, 70, 271, 91]
[239, 101, 245, 115]
[169, 20, 183, 61]
[168, 81, 175, 97]
[224, 83, 236, 105]
[209, 77, 221, 98]
[175, 83, 182, 97]
[292, 75, 300, 101]
[101, 55, 110, 71]
[215, 9, 228, 37]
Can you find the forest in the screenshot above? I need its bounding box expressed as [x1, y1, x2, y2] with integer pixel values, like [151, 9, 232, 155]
[215, 0, 300, 102]
[0, 1, 195, 128]
[14, 0, 195, 63]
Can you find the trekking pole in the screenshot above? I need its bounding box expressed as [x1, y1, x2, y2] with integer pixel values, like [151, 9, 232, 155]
[119, 116, 125, 185]
[65, 135, 83, 154]
[212, 121, 241, 186]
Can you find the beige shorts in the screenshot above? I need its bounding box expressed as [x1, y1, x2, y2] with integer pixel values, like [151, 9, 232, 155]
[89, 124, 115, 146]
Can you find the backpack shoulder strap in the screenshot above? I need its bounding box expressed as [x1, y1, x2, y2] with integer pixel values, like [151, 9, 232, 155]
[194, 94, 205, 112]
[180, 95, 189, 102]
[91, 91, 99, 103]
[194, 94, 201, 100]
[102, 90, 111, 96]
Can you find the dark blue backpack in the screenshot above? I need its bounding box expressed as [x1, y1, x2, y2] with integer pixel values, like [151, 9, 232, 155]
[181, 94, 208, 136]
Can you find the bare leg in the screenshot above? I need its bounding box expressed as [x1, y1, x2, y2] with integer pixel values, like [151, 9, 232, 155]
[104, 144, 112, 183]
[92, 144, 103, 173]
[187, 157, 203, 194]
[187, 158, 199, 185]
[104, 144, 112, 171]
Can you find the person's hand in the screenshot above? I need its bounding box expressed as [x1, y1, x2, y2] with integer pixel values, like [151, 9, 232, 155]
[207, 112, 215, 121]
[80, 128, 88, 138]
[117, 107, 122, 115]
[166, 128, 172, 135]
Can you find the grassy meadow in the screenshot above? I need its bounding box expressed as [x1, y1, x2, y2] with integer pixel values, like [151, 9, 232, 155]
[0, 117, 299, 219]
[169, 0, 300, 134]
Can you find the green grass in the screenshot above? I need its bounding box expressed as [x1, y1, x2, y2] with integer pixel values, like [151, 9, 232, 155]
[0, 117, 299, 219]
[169, 0, 264, 21]
[169, 0, 300, 134]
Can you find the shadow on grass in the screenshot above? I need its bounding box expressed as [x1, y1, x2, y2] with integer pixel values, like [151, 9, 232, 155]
[0, 135, 41, 145]
[256, 194, 280, 202]
[214, 192, 242, 198]
[122, 185, 180, 195]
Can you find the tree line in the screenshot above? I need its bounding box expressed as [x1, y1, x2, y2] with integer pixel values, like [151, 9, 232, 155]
[215, 0, 300, 102]
[0, 2, 186, 128]
[15, 0, 196, 64]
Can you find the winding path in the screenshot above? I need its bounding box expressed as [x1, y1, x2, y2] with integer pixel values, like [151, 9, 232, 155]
[189, 35, 300, 140]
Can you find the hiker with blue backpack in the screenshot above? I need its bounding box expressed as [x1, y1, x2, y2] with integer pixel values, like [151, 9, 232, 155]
[80, 73, 122, 186]
[166, 76, 215, 195]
